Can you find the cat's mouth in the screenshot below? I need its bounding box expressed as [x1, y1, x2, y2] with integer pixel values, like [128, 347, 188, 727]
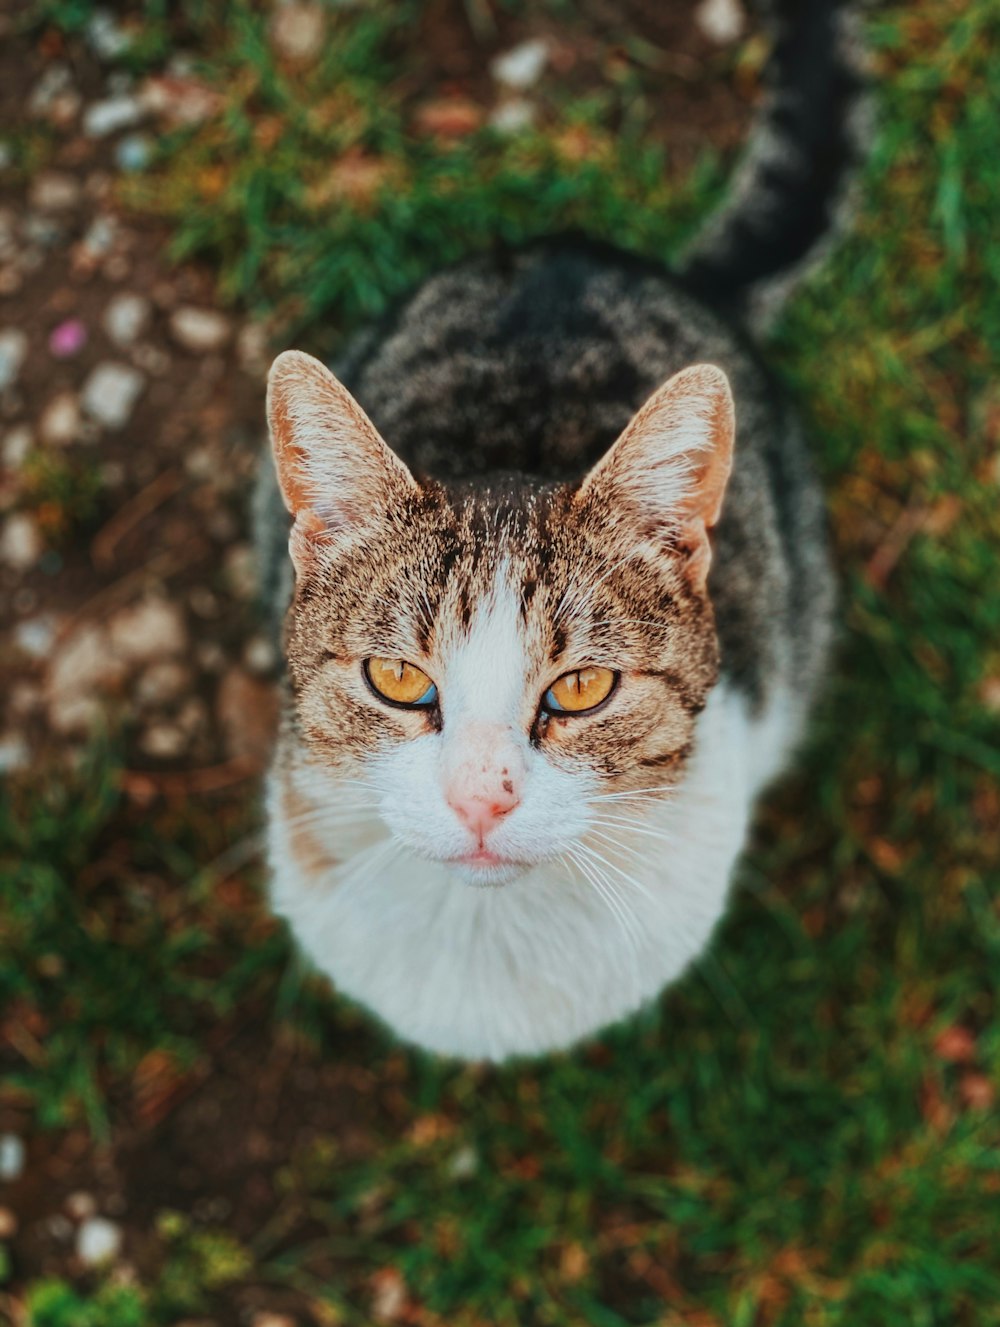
[445, 849, 531, 886]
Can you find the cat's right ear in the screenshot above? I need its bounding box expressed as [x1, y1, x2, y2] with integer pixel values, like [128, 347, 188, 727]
[267, 350, 418, 575]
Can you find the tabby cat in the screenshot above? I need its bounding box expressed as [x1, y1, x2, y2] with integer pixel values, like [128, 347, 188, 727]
[257, 0, 866, 1060]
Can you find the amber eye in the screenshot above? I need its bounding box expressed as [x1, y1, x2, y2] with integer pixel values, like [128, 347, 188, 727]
[364, 658, 438, 708]
[542, 666, 617, 715]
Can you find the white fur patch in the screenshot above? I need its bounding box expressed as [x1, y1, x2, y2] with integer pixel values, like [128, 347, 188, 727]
[267, 679, 799, 1061]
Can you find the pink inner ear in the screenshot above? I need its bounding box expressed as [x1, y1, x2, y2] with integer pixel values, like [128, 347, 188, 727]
[680, 379, 734, 532]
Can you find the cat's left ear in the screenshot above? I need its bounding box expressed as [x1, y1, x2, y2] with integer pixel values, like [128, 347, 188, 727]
[267, 350, 418, 574]
[576, 364, 734, 591]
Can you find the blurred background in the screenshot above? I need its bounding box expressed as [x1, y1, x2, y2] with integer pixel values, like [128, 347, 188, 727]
[0, 1, 998, 1324]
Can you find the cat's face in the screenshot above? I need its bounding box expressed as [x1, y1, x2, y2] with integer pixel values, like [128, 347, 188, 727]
[269, 352, 733, 885]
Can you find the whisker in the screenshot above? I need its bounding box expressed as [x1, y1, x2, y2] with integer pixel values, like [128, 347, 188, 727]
[576, 840, 656, 909]
[565, 847, 637, 954]
[588, 815, 678, 841]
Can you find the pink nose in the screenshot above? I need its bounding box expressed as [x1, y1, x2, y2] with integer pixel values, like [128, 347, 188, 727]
[448, 787, 520, 841]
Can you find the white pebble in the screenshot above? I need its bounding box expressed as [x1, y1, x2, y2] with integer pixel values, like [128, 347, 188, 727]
[29, 171, 82, 213]
[0, 512, 43, 570]
[490, 39, 549, 92]
[81, 361, 146, 429]
[0, 1134, 25, 1182]
[103, 292, 151, 347]
[83, 96, 145, 138]
[2, 424, 33, 469]
[0, 735, 29, 773]
[76, 1215, 122, 1266]
[86, 10, 132, 60]
[695, 0, 746, 44]
[489, 99, 536, 134]
[15, 614, 58, 659]
[0, 328, 28, 392]
[65, 1190, 97, 1220]
[169, 306, 232, 353]
[39, 392, 82, 446]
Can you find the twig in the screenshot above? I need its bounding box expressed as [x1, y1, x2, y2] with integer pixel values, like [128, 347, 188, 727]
[91, 468, 184, 570]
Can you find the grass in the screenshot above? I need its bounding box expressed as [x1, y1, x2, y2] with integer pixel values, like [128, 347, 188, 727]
[4, 0, 1000, 1324]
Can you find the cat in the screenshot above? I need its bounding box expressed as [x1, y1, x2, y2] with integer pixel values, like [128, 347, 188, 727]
[256, 0, 867, 1061]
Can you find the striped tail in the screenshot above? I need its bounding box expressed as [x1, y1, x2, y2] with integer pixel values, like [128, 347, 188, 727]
[677, 0, 871, 331]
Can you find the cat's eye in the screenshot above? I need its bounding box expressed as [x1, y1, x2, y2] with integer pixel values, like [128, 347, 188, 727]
[542, 666, 617, 715]
[365, 657, 438, 708]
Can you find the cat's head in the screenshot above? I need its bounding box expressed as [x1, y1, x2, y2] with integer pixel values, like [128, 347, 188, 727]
[268, 351, 733, 885]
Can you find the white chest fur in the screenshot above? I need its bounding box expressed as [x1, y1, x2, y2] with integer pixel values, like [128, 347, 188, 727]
[266, 684, 797, 1060]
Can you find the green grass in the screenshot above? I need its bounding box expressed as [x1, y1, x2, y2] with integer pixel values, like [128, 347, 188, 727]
[5, 0, 1000, 1324]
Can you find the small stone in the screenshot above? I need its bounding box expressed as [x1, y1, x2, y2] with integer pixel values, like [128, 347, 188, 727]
[414, 98, 484, 140]
[140, 73, 222, 127]
[14, 614, 57, 658]
[490, 39, 549, 92]
[28, 65, 77, 121]
[22, 213, 64, 249]
[447, 1144, 478, 1179]
[0, 1134, 25, 1181]
[77, 214, 118, 262]
[47, 624, 124, 735]
[86, 10, 132, 60]
[66, 1191, 97, 1221]
[959, 1072, 995, 1112]
[104, 253, 132, 283]
[114, 133, 153, 172]
[252, 1314, 296, 1327]
[49, 318, 88, 359]
[175, 697, 207, 737]
[270, 2, 326, 63]
[489, 99, 536, 134]
[0, 328, 28, 392]
[108, 596, 188, 662]
[0, 1206, 18, 1239]
[0, 512, 43, 569]
[136, 660, 191, 705]
[30, 171, 82, 212]
[217, 667, 278, 762]
[140, 724, 187, 759]
[0, 735, 28, 773]
[236, 322, 270, 376]
[371, 1268, 407, 1324]
[224, 543, 258, 600]
[9, 680, 42, 718]
[695, 0, 746, 44]
[197, 641, 225, 673]
[82, 362, 146, 429]
[933, 1025, 977, 1064]
[39, 392, 82, 445]
[103, 293, 151, 347]
[244, 635, 278, 675]
[53, 694, 104, 736]
[169, 306, 232, 353]
[131, 344, 171, 376]
[2, 424, 33, 469]
[83, 95, 145, 138]
[188, 586, 219, 618]
[76, 1215, 123, 1266]
[47, 1214, 74, 1241]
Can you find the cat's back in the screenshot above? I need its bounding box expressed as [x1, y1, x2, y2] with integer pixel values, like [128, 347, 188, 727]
[338, 238, 782, 483]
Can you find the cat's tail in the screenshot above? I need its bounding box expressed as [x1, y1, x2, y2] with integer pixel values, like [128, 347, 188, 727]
[676, 0, 871, 332]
